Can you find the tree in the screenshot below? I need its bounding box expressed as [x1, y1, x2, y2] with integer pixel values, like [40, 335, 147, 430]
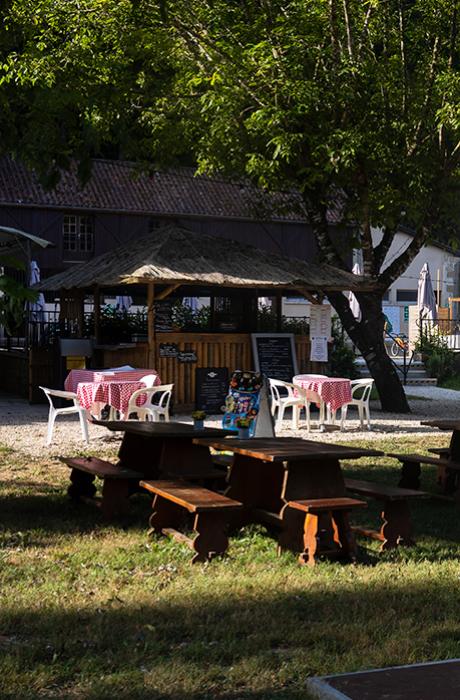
[3, 1, 460, 411]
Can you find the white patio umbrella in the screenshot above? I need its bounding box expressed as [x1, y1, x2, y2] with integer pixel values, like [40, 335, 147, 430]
[347, 262, 362, 321]
[417, 262, 437, 321]
[115, 295, 133, 311]
[29, 260, 45, 321]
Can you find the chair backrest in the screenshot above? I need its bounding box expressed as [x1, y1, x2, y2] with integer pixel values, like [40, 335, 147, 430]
[39, 386, 79, 408]
[350, 378, 374, 402]
[129, 384, 174, 410]
[269, 378, 296, 401]
[140, 374, 157, 388]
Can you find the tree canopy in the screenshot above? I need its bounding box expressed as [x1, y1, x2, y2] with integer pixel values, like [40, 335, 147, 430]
[2, 0, 460, 410]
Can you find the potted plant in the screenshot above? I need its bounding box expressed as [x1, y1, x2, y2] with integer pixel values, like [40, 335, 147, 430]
[192, 410, 206, 430]
[236, 416, 252, 439]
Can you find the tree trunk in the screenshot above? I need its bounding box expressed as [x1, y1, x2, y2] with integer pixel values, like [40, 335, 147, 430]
[328, 291, 410, 413]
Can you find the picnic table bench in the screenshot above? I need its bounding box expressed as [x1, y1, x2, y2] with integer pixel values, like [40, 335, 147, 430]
[389, 452, 460, 495]
[279, 496, 367, 566]
[141, 479, 243, 563]
[60, 456, 142, 519]
[344, 478, 429, 550]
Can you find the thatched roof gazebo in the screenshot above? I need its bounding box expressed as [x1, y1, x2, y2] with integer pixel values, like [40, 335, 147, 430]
[36, 224, 373, 365]
[36, 224, 370, 292]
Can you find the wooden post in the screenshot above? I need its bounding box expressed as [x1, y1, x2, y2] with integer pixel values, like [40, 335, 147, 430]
[275, 291, 282, 332]
[147, 282, 156, 368]
[93, 286, 101, 344]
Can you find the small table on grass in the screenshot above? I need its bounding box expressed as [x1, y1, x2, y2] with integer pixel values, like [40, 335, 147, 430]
[193, 436, 383, 554]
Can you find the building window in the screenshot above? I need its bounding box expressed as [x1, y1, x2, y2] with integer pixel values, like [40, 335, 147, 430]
[396, 289, 417, 302]
[63, 215, 94, 253]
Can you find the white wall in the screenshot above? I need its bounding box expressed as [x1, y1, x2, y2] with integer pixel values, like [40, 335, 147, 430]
[282, 230, 460, 321]
[373, 229, 460, 308]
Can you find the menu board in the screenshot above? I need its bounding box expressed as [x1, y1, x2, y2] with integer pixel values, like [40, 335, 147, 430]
[155, 300, 174, 332]
[251, 333, 298, 383]
[195, 367, 229, 413]
[309, 304, 332, 338]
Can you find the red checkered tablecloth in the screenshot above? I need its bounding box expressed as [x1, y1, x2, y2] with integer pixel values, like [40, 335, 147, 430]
[76, 380, 150, 416]
[64, 368, 159, 393]
[293, 374, 352, 412]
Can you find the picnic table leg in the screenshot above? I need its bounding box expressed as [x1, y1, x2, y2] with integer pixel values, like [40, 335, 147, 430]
[380, 500, 415, 550]
[100, 478, 132, 520]
[68, 468, 97, 501]
[398, 459, 421, 490]
[191, 512, 229, 563]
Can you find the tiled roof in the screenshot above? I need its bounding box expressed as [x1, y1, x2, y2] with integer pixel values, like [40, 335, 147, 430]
[0, 156, 310, 223]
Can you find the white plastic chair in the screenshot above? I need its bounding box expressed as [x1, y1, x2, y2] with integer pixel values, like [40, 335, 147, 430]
[40, 386, 89, 446]
[124, 384, 174, 422]
[269, 378, 310, 432]
[107, 375, 158, 420]
[340, 378, 374, 430]
[139, 374, 158, 388]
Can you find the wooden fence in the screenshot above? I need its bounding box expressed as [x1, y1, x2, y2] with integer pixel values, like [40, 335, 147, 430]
[1, 333, 326, 410]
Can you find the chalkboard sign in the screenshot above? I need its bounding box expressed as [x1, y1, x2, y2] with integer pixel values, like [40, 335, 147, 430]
[178, 350, 197, 363]
[251, 333, 298, 383]
[159, 343, 179, 358]
[196, 367, 229, 413]
[155, 300, 174, 332]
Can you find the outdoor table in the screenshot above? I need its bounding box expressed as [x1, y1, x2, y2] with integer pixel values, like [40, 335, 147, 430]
[94, 419, 232, 480]
[77, 380, 149, 418]
[193, 436, 383, 550]
[293, 374, 352, 414]
[64, 368, 159, 393]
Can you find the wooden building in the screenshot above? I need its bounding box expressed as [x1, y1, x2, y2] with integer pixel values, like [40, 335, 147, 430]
[31, 226, 373, 411]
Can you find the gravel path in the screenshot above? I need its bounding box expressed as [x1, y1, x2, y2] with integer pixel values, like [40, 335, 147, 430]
[1, 387, 458, 457]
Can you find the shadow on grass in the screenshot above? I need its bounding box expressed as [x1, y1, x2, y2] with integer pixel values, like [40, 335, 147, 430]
[0, 491, 153, 540]
[2, 579, 460, 699]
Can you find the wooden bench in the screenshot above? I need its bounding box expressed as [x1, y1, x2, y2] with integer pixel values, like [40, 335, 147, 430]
[388, 452, 460, 494]
[60, 456, 143, 520]
[140, 480, 243, 563]
[279, 497, 367, 567]
[344, 478, 429, 550]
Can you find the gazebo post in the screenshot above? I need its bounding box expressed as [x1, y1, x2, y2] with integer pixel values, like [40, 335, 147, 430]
[147, 282, 156, 368]
[93, 286, 101, 345]
[275, 290, 282, 331]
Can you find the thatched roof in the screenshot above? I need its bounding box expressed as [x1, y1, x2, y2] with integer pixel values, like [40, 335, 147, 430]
[35, 225, 375, 292]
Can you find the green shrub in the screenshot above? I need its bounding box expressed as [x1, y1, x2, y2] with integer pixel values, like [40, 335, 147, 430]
[416, 330, 456, 382]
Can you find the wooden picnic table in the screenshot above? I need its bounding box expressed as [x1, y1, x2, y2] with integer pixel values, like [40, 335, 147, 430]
[193, 436, 383, 551]
[93, 419, 231, 480]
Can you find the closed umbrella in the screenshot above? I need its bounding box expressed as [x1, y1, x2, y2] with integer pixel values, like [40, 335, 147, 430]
[116, 295, 133, 311]
[29, 260, 45, 321]
[182, 297, 200, 311]
[347, 262, 362, 321]
[417, 262, 437, 321]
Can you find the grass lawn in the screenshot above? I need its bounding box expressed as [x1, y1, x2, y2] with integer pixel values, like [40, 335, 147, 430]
[1, 434, 460, 699]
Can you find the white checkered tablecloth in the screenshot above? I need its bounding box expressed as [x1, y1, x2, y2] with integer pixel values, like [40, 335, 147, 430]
[64, 368, 159, 393]
[293, 375, 352, 412]
[76, 380, 150, 415]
